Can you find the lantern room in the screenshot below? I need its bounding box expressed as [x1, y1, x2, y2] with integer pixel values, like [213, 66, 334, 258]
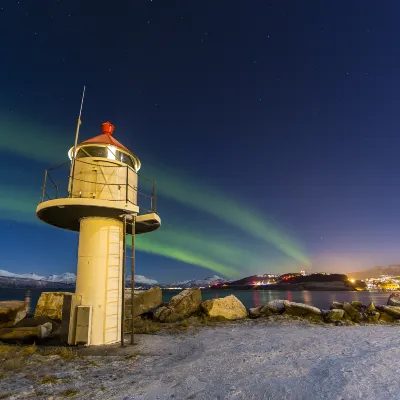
[67, 122, 140, 205]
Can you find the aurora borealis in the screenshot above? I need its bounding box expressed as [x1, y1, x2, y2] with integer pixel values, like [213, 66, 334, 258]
[2, 1, 400, 280]
[0, 116, 309, 278]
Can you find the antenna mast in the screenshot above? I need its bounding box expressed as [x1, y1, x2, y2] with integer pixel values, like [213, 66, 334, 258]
[69, 86, 86, 197]
[72, 86, 86, 162]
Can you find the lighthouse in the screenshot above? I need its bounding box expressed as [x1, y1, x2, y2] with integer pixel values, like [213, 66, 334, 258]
[36, 120, 160, 346]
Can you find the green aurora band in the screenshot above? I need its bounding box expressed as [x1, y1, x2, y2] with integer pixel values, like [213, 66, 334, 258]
[0, 116, 311, 271]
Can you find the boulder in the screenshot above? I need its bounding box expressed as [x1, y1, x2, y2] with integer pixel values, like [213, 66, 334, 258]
[249, 300, 286, 319]
[154, 288, 201, 323]
[283, 301, 321, 319]
[324, 309, 345, 322]
[0, 322, 52, 342]
[342, 302, 364, 322]
[14, 316, 60, 333]
[366, 311, 380, 323]
[262, 300, 286, 314]
[379, 311, 394, 323]
[35, 292, 74, 321]
[330, 302, 344, 310]
[350, 301, 364, 311]
[201, 295, 247, 320]
[387, 292, 400, 307]
[125, 287, 163, 317]
[249, 307, 262, 319]
[376, 305, 400, 319]
[0, 301, 27, 328]
[367, 302, 376, 312]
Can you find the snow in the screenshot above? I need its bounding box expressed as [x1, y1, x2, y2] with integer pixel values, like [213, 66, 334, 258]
[0, 269, 157, 285]
[167, 275, 226, 288]
[135, 275, 158, 285]
[2, 320, 400, 399]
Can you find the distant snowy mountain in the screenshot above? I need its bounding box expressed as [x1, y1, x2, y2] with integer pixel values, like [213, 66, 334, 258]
[135, 275, 158, 285]
[0, 269, 158, 289]
[164, 275, 227, 288]
[0, 270, 77, 284]
[0, 269, 227, 290]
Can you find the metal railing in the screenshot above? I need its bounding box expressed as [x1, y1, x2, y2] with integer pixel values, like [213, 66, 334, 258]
[40, 159, 157, 214]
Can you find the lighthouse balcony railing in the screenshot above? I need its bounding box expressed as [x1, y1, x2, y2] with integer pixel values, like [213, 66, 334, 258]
[40, 159, 157, 214]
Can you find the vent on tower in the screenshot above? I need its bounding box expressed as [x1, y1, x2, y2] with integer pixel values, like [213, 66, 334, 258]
[101, 121, 115, 136]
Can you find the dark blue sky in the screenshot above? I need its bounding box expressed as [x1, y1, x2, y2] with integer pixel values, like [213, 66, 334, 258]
[1, 1, 400, 282]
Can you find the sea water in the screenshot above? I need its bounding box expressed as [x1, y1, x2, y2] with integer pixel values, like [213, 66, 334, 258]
[0, 288, 391, 313]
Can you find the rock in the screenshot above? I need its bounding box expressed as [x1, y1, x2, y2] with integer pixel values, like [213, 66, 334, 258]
[262, 300, 286, 314]
[366, 311, 380, 323]
[324, 309, 345, 322]
[249, 300, 286, 319]
[330, 302, 344, 310]
[342, 302, 363, 322]
[334, 320, 356, 326]
[375, 305, 400, 319]
[283, 301, 321, 319]
[0, 301, 27, 328]
[201, 295, 247, 320]
[125, 287, 163, 317]
[14, 316, 60, 333]
[154, 288, 201, 323]
[387, 292, 400, 307]
[367, 302, 376, 312]
[0, 322, 52, 342]
[249, 307, 262, 319]
[379, 311, 395, 323]
[350, 301, 364, 311]
[35, 292, 74, 321]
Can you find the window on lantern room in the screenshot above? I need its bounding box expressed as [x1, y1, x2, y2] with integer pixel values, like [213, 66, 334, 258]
[76, 145, 136, 170]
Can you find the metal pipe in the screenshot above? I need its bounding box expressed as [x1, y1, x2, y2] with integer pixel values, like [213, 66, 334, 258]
[121, 215, 127, 347]
[131, 215, 136, 345]
[126, 165, 129, 204]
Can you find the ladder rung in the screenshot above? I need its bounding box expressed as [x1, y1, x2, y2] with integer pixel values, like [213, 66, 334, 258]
[105, 326, 118, 330]
[105, 313, 119, 317]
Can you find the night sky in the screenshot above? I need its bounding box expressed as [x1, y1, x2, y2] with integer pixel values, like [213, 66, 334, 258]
[1, 1, 400, 282]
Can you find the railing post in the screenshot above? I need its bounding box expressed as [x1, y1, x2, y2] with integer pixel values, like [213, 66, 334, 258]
[153, 181, 157, 212]
[69, 159, 76, 198]
[41, 170, 48, 202]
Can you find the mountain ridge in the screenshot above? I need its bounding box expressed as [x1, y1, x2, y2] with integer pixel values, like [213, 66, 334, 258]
[0, 269, 225, 289]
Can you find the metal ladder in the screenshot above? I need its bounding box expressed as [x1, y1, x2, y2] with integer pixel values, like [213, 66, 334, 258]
[121, 214, 136, 346]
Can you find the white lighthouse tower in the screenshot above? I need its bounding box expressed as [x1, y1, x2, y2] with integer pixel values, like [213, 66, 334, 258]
[36, 118, 160, 346]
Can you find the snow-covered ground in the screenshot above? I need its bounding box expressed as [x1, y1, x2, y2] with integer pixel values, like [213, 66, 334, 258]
[1, 320, 400, 399]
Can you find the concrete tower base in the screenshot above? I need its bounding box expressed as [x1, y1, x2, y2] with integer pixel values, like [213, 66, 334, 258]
[75, 217, 124, 345]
